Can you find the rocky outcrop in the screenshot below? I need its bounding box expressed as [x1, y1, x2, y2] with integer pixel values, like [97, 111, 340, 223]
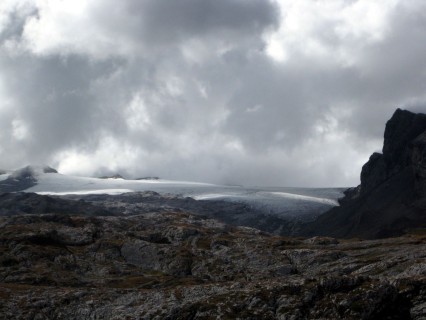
[304, 109, 426, 239]
[359, 109, 426, 196]
[99, 174, 125, 179]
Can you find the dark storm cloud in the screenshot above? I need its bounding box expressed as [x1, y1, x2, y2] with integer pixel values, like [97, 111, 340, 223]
[114, 0, 279, 44]
[0, 0, 279, 173]
[0, 52, 124, 162]
[0, 0, 426, 186]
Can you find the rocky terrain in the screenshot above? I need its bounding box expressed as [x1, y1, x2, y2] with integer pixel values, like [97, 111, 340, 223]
[1, 205, 426, 319]
[0, 191, 298, 236]
[303, 109, 426, 239]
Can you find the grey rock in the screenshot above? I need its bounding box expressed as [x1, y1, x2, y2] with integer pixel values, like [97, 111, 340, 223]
[121, 240, 162, 270]
[411, 301, 426, 319]
[303, 236, 339, 245]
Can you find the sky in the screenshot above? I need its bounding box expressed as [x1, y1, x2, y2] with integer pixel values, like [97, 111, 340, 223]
[1, 0, 426, 187]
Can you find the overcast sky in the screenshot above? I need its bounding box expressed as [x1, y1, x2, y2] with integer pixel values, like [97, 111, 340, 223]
[1, 0, 426, 187]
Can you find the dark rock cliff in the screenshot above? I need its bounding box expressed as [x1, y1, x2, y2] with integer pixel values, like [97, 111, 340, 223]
[303, 109, 426, 239]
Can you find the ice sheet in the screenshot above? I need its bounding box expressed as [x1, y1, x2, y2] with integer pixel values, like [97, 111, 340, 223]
[22, 172, 344, 217]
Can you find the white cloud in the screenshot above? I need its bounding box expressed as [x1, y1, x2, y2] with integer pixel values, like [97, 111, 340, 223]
[55, 135, 142, 176]
[125, 94, 151, 131]
[0, 0, 425, 186]
[12, 119, 28, 140]
[266, 0, 399, 66]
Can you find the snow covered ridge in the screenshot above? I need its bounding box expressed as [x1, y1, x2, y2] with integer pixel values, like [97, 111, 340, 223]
[0, 165, 344, 218]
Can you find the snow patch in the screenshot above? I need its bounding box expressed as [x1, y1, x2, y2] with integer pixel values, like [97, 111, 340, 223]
[37, 189, 133, 195]
[193, 193, 229, 200]
[264, 192, 339, 206]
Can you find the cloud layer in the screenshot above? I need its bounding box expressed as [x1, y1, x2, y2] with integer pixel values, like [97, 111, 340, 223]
[1, 0, 426, 187]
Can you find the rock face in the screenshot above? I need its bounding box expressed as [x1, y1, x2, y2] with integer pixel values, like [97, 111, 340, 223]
[360, 109, 426, 196]
[304, 109, 426, 239]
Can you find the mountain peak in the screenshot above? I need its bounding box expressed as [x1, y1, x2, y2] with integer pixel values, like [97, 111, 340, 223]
[383, 108, 426, 162]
